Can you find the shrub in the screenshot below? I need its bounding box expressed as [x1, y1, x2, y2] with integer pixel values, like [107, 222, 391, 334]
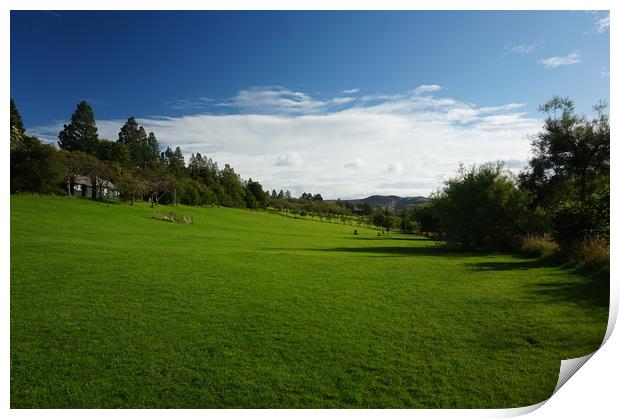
[576, 239, 609, 272]
[520, 235, 559, 258]
[11, 136, 64, 194]
[551, 186, 609, 247]
[431, 162, 530, 250]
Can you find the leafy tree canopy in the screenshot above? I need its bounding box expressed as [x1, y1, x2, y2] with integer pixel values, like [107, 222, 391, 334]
[58, 101, 99, 155]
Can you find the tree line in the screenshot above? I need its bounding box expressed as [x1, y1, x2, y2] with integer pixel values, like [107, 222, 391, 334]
[11, 100, 273, 209]
[10, 99, 365, 219]
[10, 96, 610, 268]
[398, 96, 609, 270]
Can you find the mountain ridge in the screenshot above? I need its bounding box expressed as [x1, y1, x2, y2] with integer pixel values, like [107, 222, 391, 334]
[335, 195, 430, 211]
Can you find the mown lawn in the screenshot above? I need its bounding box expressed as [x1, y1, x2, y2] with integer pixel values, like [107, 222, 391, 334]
[10, 195, 608, 408]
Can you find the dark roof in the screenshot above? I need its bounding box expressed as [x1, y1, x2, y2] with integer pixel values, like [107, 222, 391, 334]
[74, 175, 117, 189]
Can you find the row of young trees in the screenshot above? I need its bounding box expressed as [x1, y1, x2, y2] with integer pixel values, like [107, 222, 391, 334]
[10, 101, 373, 229]
[10, 99, 374, 220]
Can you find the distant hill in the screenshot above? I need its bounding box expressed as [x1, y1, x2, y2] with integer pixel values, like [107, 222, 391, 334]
[336, 195, 430, 211]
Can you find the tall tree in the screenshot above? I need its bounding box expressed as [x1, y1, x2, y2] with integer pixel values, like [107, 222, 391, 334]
[96, 139, 131, 167]
[245, 178, 268, 209]
[58, 101, 99, 154]
[117, 117, 160, 168]
[10, 99, 26, 151]
[163, 146, 185, 176]
[146, 132, 161, 166]
[118, 116, 141, 149]
[219, 164, 246, 207]
[519, 97, 610, 204]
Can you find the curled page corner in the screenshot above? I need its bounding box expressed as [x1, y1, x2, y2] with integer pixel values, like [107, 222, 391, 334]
[497, 401, 546, 417]
[552, 353, 595, 396]
[551, 303, 617, 392]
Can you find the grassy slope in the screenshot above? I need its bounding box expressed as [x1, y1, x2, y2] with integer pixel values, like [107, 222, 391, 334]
[10, 195, 608, 408]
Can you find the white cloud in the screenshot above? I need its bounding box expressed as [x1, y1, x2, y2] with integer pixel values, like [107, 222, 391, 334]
[412, 84, 444, 95]
[330, 97, 355, 105]
[539, 52, 582, 68]
[341, 88, 360, 94]
[29, 86, 542, 199]
[220, 86, 327, 114]
[387, 162, 404, 174]
[594, 13, 610, 33]
[504, 41, 543, 55]
[344, 158, 368, 170]
[601, 66, 610, 77]
[275, 152, 303, 167]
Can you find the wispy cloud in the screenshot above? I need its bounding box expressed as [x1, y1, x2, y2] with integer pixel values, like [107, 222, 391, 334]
[344, 158, 368, 170]
[412, 84, 443, 95]
[42, 11, 62, 18]
[29, 85, 541, 199]
[591, 12, 610, 33]
[387, 162, 404, 174]
[220, 86, 327, 114]
[539, 52, 582, 68]
[166, 97, 214, 110]
[275, 152, 303, 167]
[342, 88, 360, 94]
[504, 40, 543, 55]
[331, 97, 355, 105]
[601, 66, 610, 77]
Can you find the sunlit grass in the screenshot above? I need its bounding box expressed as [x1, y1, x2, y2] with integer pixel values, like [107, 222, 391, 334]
[10, 195, 608, 408]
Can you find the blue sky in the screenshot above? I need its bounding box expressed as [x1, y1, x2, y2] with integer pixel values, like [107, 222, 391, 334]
[10, 11, 610, 198]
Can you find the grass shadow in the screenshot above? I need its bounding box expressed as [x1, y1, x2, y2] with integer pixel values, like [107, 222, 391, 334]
[465, 257, 609, 309]
[530, 277, 609, 309]
[464, 257, 557, 271]
[300, 245, 488, 258]
[348, 236, 431, 242]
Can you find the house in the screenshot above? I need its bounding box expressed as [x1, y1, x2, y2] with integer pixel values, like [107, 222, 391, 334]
[73, 175, 120, 200]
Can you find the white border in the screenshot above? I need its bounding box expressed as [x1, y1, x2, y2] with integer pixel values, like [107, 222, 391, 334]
[3, 1, 617, 418]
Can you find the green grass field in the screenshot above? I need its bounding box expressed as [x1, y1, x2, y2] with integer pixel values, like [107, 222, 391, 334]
[10, 195, 608, 408]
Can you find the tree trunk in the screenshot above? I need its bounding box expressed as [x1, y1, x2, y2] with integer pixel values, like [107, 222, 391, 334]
[91, 177, 97, 200]
[579, 171, 588, 201]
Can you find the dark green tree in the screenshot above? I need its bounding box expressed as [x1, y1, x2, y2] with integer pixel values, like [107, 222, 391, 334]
[10, 98, 25, 136]
[10, 99, 26, 151]
[11, 136, 64, 194]
[219, 164, 246, 207]
[96, 139, 131, 167]
[58, 101, 99, 155]
[245, 178, 268, 209]
[519, 97, 610, 204]
[163, 146, 185, 176]
[118, 117, 160, 168]
[433, 162, 530, 250]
